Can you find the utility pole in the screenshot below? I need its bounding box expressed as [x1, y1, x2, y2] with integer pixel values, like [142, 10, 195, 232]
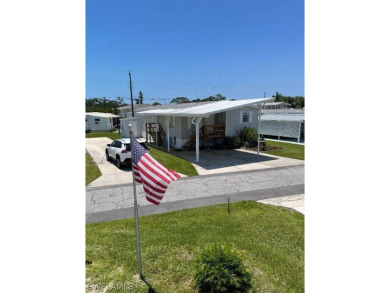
[129, 71, 135, 117]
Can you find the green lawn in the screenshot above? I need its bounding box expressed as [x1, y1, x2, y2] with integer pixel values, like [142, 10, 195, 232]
[86, 202, 304, 292]
[86, 152, 102, 185]
[265, 140, 305, 160]
[148, 146, 198, 176]
[86, 131, 122, 140]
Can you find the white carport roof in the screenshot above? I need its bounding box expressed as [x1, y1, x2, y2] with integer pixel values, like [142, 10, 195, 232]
[261, 113, 305, 122]
[86, 112, 120, 118]
[137, 97, 275, 117]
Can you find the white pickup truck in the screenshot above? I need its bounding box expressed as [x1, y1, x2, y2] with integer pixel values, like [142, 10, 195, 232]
[105, 138, 149, 168]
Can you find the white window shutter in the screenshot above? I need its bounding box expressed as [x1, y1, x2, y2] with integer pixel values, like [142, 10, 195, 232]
[249, 111, 253, 123]
[240, 111, 243, 123]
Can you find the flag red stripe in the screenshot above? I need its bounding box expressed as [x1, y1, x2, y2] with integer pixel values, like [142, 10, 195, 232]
[140, 156, 171, 184]
[167, 169, 181, 179]
[142, 185, 164, 200]
[138, 158, 170, 186]
[145, 195, 160, 205]
[143, 154, 178, 182]
[132, 166, 142, 183]
[137, 161, 169, 189]
[140, 176, 166, 195]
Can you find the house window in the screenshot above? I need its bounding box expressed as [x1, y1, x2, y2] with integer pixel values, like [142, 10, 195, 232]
[240, 111, 253, 123]
[242, 112, 249, 122]
[95, 118, 100, 124]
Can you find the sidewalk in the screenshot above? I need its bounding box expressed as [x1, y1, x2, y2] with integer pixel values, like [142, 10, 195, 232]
[257, 194, 304, 214]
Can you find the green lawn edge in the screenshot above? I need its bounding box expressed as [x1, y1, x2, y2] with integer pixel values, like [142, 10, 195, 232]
[86, 201, 304, 292]
[86, 152, 102, 186]
[86, 131, 122, 140]
[264, 140, 305, 160]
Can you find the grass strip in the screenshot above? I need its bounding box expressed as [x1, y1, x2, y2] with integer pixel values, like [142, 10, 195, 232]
[86, 201, 304, 292]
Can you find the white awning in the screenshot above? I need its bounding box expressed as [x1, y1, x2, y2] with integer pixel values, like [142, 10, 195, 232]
[137, 97, 275, 117]
[85, 112, 120, 118]
[261, 113, 305, 122]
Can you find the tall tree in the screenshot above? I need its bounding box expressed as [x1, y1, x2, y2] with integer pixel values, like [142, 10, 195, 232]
[138, 91, 144, 104]
[170, 97, 191, 104]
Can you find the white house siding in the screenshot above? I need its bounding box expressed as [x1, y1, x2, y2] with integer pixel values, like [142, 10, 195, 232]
[157, 116, 183, 148]
[120, 117, 143, 138]
[86, 115, 114, 132]
[225, 107, 258, 137]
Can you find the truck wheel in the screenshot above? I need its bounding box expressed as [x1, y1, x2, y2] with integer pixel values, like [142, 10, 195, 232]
[106, 150, 110, 161]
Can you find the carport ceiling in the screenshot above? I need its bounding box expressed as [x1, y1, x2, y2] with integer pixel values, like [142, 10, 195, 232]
[137, 97, 275, 117]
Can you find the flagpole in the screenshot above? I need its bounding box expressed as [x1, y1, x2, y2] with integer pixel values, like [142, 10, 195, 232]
[129, 124, 143, 278]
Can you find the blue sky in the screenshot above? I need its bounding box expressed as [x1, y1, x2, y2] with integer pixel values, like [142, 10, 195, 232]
[86, 0, 304, 104]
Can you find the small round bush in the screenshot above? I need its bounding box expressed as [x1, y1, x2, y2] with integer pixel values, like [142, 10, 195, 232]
[194, 244, 252, 293]
[224, 136, 242, 149]
[238, 127, 258, 147]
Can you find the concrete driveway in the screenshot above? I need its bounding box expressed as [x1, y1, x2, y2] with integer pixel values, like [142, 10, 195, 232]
[86, 137, 304, 186]
[86, 137, 134, 187]
[168, 148, 304, 175]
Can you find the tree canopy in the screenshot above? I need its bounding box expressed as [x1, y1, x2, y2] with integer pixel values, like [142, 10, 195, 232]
[170, 94, 227, 104]
[85, 97, 126, 115]
[170, 97, 191, 104]
[272, 92, 305, 109]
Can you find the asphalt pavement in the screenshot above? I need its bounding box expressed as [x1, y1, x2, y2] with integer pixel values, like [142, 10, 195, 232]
[86, 164, 304, 224]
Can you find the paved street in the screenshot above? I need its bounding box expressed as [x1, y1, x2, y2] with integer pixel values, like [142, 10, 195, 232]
[86, 164, 304, 223]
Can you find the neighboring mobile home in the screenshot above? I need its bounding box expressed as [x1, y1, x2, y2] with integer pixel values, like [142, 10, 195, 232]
[117, 104, 154, 118]
[85, 112, 120, 132]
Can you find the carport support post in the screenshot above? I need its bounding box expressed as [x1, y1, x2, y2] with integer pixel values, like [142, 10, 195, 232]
[257, 103, 262, 155]
[192, 117, 202, 162]
[155, 121, 158, 147]
[297, 122, 301, 142]
[166, 116, 170, 152]
[128, 124, 143, 278]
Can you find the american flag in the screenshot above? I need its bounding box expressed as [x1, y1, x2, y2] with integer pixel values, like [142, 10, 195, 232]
[131, 136, 180, 205]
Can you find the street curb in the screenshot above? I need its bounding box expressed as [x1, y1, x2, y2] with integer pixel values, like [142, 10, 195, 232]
[86, 184, 304, 224]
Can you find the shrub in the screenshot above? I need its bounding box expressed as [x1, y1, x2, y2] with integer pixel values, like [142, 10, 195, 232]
[238, 127, 258, 147]
[224, 136, 242, 149]
[194, 244, 252, 293]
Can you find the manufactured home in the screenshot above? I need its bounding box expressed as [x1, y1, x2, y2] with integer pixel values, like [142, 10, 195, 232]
[85, 112, 120, 132]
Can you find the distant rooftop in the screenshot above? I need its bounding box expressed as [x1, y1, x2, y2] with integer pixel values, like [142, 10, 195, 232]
[85, 112, 120, 118]
[263, 102, 291, 106]
[117, 104, 153, 110]
[261, 113, 305, 122]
